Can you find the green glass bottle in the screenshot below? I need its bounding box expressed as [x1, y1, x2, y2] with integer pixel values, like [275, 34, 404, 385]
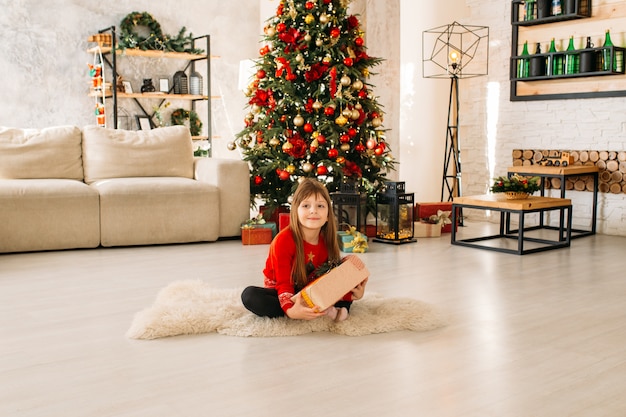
[548, 37, 563, 75]
[565, 36, 578, 74]
[605, 30, 623, 72]
[518, 41, 530, 78]
[525, 0, 537, 20]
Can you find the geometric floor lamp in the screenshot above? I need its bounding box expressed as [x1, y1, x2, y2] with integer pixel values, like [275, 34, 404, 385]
[422, 22, 489, 204]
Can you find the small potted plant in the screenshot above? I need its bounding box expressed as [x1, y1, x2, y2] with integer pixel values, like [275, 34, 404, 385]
[490, 174, 541, 199]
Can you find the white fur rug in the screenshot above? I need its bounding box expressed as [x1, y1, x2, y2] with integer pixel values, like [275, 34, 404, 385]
[126, 280, 447, 339]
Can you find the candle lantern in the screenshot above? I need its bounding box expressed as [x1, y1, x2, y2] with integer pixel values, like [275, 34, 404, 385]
[374, 181, 417, 244]
[331, 180, 367, 234]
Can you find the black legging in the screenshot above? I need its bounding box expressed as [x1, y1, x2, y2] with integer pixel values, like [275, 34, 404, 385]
[241, 286, 352, 318]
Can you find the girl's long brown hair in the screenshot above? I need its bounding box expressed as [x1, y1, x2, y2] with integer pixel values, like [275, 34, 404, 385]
[289, 178, 340, 288]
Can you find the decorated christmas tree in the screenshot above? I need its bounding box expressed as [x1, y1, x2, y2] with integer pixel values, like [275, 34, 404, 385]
[233, 0, 396, 215]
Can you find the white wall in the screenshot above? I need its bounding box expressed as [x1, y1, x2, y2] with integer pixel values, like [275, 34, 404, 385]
[0, 0, 259, 159]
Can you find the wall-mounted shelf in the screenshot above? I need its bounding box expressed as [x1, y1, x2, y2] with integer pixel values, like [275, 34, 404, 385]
[510, 0, 626, 101]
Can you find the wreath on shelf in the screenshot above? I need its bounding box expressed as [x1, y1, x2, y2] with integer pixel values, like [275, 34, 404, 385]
[119, 12, 165, 51]
[171, 108, 203, 137]
[118, 11, 204, 54]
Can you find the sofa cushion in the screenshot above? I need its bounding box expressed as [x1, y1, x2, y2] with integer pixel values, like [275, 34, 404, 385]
[0, 179, 100, 253]
[91, 177, 220, 246]
[0, 126, 84, 180]
[82, 125, 194, 184]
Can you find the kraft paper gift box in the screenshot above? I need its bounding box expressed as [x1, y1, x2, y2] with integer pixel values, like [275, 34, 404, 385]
[291, 254, 370, 311]
[415, 202, 457, 233]
[241, 227, 273, 245]
[414, 221, 442, 238]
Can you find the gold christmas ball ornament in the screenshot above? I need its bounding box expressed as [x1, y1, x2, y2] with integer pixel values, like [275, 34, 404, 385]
[352, 80, 363, 91]
[251, 104, 261, 114]
[295, 54, 304, 63]
[342, 108, 352, 118]
[319, 13, 329, 24]
[304, 34, 312, 42]
[302, 161, 313, 172]
[305, 14, 315, 24]
[371, 117, 382, 128]
[227, 141, 236, 151]
[340, 144, 350, 152]
[351, 109, 361, 120]
[340, 75, 351, 86]
[335, 115, 348, 126]
[269, 137, 280, 147]
[265, 26, 276, 37]
[316, 38, 324, 47]
[282, 141, 294, 152]
[293, 114, 305, 127]
[312, 100, 323, 110]
[286, 164, 296, 174]
[354, 103, 362, 110]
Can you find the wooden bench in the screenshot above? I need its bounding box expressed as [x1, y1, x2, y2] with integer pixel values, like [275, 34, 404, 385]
[451, 194, 572, 255]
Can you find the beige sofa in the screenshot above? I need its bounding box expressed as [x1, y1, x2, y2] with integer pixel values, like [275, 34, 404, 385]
[0, 125, 250, 253]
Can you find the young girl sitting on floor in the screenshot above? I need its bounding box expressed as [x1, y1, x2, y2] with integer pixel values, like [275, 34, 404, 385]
[241, 178, 368, 322]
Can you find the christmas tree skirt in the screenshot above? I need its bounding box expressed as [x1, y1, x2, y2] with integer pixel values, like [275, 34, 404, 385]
[126, 280, 447, 339]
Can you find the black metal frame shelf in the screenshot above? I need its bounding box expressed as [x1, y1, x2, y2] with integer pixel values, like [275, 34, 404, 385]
[89, 27, 213, 154]
[511, 46, 626, 81]
[511, 0, 591, 26]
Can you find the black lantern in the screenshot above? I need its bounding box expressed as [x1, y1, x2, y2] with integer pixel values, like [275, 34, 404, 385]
[374, 181, 416, 244]
[331, 180, 367, 234]
[173, 71, 188, 94]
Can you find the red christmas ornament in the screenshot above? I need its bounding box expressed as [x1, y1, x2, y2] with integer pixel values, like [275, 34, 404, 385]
[355, 37, 364, 47]
[378, 141, 386, 150]
[330, 28, 341, 38]
[355, 142, 366, 153]
[303, 123, 313, 133]
[254, 175, 263, 185]
[328, 148, 339, 158]
[343, 57, 353, 67]
[256, 69, 266, 79]
[316, 165, 328, 175]
[340, 134, 350, 143]
[347, 127, 357, 137]
[374, 146, 384, 156]
[324, 106, 335, 116]
[278, 170, 290, 180]
[358, 90, 367, 99]
[305, 1, 315, 9]
[260, 45, 270, 56]
[366, 138, 377, 149]
[316, 134, 326, 145]
[276, 23, 287, 33]
[280, 115, 287, 122]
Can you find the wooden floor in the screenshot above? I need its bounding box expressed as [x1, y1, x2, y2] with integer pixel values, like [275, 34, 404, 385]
[1, 222, 625, 417]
